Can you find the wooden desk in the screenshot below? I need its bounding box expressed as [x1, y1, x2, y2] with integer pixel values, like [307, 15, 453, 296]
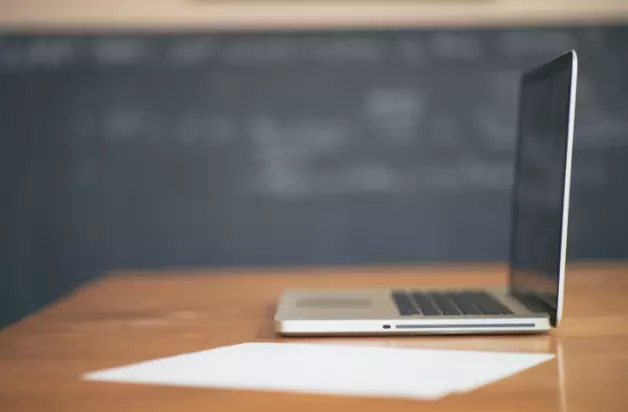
[1, 263, 627, 411]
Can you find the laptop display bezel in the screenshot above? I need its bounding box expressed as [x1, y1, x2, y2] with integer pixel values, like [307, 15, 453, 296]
[507, 50, 578, 327]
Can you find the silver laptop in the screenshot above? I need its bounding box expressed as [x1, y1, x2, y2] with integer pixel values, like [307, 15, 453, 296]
[275, 50, 578, 336]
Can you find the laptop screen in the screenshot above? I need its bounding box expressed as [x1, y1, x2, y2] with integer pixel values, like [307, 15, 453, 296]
[509, 52, 577, 326]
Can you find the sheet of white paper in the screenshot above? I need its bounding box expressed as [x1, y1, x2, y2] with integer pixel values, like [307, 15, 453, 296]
[83, 343, 554, 400]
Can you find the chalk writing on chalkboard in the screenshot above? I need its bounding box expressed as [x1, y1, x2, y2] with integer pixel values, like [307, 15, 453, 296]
[167, 38, 216, 66]
[1, 26, 628, 279]
[428, 32, 484, 60]
[0, 27, 626, 202]
[93, 38, 148, 66]
[498, 30, 576, 56]
[362, 88, 425, 145]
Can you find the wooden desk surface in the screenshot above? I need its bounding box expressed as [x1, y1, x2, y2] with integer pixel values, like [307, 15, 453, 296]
[1, 263, 628, 411]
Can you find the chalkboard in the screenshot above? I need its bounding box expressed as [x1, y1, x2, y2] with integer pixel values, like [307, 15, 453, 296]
[1, 26, 627, 326]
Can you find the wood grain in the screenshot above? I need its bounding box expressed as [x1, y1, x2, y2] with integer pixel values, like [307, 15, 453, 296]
[1, 263, 628, 411]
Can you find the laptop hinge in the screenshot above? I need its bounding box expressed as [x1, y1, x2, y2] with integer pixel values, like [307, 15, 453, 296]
[513, 292, 556, 322]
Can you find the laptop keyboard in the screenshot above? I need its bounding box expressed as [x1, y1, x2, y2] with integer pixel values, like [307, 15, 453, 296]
[392, 291, 514, 316]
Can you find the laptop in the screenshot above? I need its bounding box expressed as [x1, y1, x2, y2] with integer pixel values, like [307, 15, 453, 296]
[275, 50, 578, 335]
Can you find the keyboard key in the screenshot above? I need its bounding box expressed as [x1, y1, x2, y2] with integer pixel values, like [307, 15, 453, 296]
[412, 293, 442, 316]
[451, 294, 482, 315]
[470, 292, 515, 315]
[392, 291, 420, 316]
[392, 291, 515, 318]
[430, 293, 461, 316]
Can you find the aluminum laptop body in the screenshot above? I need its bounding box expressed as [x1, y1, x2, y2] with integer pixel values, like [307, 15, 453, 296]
[275, 51, 578, 336]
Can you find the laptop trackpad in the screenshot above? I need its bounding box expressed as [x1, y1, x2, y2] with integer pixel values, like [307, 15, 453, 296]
[296, 297, 373, 309]
[279, 290, 395, 319]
